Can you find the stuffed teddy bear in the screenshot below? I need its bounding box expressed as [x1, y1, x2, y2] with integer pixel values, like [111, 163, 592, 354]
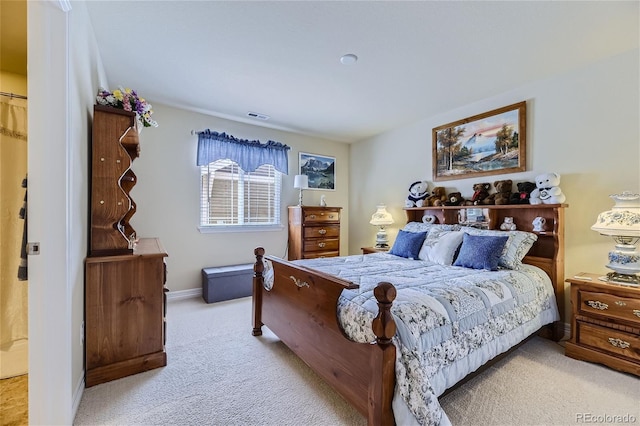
[426, 186, 448, 206]
[444, 191, 465, 206]
[464, 182, 492, 206]
[529, 172, 566, 204]
[405, 180, 430, 207]
[510, 181, 537, 204]
[500, 216, 517, 231]
[485, 180, 513, 205]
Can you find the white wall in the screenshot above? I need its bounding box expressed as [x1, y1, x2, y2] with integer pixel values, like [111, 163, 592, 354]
[28, 0, 107, 422]
[349, 49, 640, 322]
[130, 104, 350, 293]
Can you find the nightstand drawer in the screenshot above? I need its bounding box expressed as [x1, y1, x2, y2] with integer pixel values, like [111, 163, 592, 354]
[579, 290, 640, 325]
[577, 321, 640, 363]
[303, 238, 340, 253]
[303, 225, 340, 239]
[303, 209, 340, 224]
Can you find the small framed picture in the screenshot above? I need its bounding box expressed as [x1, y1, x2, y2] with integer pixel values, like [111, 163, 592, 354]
[299, 152, 336, 190]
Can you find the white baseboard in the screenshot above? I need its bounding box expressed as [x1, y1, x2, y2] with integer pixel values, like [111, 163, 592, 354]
[167, 288, 202, 301]
[72, 374, 84, 421]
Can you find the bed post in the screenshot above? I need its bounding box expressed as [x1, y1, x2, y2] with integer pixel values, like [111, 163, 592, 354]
[369, 282, 397, 426]
[252, 247, 265, 336]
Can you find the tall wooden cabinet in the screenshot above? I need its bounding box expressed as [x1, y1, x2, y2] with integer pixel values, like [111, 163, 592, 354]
[288, 206, 342, 260]
[85, 106, 168, 387]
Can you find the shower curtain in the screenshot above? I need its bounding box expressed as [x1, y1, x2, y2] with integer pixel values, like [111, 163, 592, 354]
[0, 97, 28, 356]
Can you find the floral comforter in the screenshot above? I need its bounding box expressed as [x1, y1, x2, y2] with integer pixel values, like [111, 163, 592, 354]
[295, 253, 559, 426]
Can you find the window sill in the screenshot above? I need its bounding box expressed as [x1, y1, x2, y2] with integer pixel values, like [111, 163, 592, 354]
[198, 224, 285, 234]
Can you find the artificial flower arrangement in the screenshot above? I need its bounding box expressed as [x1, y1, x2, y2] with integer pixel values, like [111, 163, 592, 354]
[96, 87, 158, 128]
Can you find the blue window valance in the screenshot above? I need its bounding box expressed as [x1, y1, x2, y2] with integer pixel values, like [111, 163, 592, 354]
[196, 130, 290, 174]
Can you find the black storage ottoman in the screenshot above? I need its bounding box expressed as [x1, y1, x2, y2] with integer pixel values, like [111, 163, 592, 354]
[201, 263, 254, 303]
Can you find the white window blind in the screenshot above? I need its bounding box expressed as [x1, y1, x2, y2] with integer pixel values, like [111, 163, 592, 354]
[200, 159, 282, 229]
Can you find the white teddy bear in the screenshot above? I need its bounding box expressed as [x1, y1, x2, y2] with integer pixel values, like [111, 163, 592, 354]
[529, 172, 566, 205]
[405, 180, 430, 207]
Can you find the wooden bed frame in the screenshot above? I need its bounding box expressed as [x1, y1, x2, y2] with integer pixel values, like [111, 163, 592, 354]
[252, 204, 567, 425]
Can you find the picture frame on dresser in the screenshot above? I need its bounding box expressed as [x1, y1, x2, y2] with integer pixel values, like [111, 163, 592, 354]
[299, 151, 336, 190]
[432, 101, 526, 181]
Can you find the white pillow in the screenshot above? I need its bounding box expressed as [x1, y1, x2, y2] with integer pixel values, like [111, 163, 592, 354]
[459, 227, 538, 269]
[418, 229, 464, 265]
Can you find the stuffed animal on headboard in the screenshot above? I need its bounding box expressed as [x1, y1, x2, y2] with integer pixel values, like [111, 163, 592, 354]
[485, 179, 513, 205]
[464, 182, 492, 205]
[529, 173, 566, 204]
[405, 180, 430, 207]
[426, 186, 448, 206]
[510, 181, 537, 204]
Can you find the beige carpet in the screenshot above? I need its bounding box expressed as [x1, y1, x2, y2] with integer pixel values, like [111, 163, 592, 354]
[74, 297, 639, 426]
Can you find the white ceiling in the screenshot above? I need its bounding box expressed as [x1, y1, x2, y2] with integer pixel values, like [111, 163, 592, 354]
[86, 1, 638, 143]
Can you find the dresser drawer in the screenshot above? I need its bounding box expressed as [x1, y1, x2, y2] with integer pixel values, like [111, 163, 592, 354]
[576, 321, 640, 363]
[302, 251, 339, 259]
[303, 209, 340, 224]
[303, 225, 340, 239]
[579, 290, 640, 325]
[303, 238, 340, 253]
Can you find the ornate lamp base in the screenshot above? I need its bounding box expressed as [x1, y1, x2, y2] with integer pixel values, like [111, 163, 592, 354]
[602, 272, 640, 286]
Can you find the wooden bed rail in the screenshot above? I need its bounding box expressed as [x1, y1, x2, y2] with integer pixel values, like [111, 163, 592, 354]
[252, 247, 397, 425]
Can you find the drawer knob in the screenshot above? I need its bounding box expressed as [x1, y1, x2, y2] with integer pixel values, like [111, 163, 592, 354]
[309, 214, 316, 219]
[586, 300, 608, 310]
[633, 309, 640, 318]
[318, 229, 327, 235]
[608, 337, 630, 349]
[318, 242, 326, 248]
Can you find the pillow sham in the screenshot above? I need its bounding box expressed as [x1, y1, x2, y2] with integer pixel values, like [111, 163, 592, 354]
[460, 227, 538, 269]
[402, 221, 461, 234]
[453, 233, 508, 271]
[389, 230, 427, 259]
[418, 229, 464, 266]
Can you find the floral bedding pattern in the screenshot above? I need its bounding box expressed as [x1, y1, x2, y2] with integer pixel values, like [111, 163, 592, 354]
[295, 253, 559, 426]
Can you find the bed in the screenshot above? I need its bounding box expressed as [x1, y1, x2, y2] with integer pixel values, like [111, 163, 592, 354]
[252, 204, 566, 425]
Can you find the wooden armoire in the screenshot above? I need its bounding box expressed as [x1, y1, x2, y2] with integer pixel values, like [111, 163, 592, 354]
[85, 105, 168, 387]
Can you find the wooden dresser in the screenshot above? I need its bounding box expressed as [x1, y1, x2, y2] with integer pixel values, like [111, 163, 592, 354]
[85, 106, 168, 386]
[565, 273, 640, 376]
[288, 206, 342, 260]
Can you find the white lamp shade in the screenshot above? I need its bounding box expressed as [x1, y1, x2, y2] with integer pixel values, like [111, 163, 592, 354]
[294, 174, 309, 190]
[591, 191, 640, 237]
[370, 204, 394, 226]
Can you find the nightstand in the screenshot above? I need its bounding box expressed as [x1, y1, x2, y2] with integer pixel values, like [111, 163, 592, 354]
[565, 273, 640, 376]
[361, 247, 389, 254]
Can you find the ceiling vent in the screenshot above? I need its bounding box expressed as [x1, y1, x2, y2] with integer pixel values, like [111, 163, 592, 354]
[247, 111, 270, 121]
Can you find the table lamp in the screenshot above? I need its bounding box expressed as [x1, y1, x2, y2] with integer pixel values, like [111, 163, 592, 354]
[370, 204, 394, 249]
[294, 175, 309, 206]
[591, 191, 640, 285]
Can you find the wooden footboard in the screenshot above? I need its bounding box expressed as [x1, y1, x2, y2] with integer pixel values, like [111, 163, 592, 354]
[252, 248, 396, 425]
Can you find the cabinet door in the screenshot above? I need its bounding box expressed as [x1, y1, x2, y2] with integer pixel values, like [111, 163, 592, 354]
[85, 256, 164, 370]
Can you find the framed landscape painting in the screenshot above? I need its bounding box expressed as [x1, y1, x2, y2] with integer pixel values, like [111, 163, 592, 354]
[299, 152, 336, 190]
[432, 101, 526, 181]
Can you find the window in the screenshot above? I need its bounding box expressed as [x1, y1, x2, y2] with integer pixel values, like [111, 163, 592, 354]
[200, 159, 282, 231]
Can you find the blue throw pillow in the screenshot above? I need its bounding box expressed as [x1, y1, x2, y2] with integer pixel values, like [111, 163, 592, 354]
[389, 230, 427, 259]
[453, 233, 509, 271]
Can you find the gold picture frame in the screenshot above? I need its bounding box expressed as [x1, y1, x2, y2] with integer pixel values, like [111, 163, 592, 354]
[432, 101, 526, 182]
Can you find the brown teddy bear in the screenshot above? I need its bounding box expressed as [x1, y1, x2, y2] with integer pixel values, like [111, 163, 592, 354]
[444, 191, 465, 206]
[464, 182, 492, 206]
[426, 186, 448, 206]
[486, 179, 513, 205]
